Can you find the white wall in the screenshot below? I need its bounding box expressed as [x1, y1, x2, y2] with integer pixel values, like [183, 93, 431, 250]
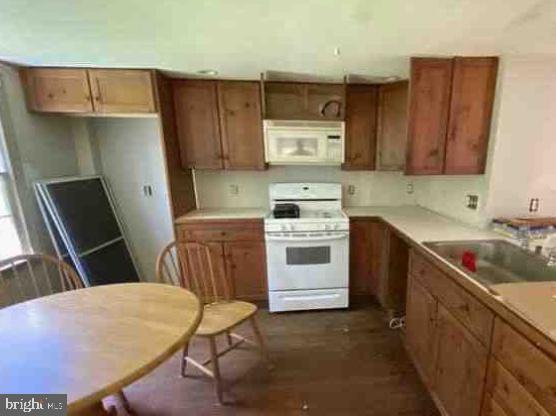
[0, 64, 80, 254]
[486, 55, 556, 218]
[412, 175, 490, 227]
[87, 118, 173, 281]
[194, 167, 415, 209]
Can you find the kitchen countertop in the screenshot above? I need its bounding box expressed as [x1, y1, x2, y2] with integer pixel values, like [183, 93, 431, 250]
[344, 205, 499, 243]
[175, 208, 268, 223]
[176, 205, 555, 345]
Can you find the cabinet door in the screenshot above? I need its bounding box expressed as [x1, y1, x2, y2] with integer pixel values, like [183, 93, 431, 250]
[434, 303, 488, 416]
[406, 58, 453, 175]
[88, 69, 156, 113]
[349, 219, 384, 296]
[21, 68, 93, 113]
[376, 81, 408, 171]
[217, 81, 265, 170]
[445, 57, 498, 174]
[343, 85, 378, 170]
[405, 274, 438, 386]
[173, 80, 223, 169]
[224, 241, 267, 300]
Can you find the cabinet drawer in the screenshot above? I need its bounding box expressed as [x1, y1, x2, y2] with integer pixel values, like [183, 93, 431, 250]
[409, 251, 494, 346]
[409, 250, 445, 290]
[491, 319, 556, 415]
[177, 221, 264, 242]
[485, 358, 551, 416]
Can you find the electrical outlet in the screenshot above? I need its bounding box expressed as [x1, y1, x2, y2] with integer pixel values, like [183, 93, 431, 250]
[347, 185, 356, 195]
[529, 198, 540, 213]
[229, 184, 239, 195]
[142, 185, 153, 197]
[406, 183, 414, 194]
[466, 194, 479, 210]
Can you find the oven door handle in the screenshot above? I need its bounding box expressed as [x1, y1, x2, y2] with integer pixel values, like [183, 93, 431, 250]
[266, 233, 349, 242]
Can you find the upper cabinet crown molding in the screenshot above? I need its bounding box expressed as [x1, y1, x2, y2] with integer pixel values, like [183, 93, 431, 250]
[405, 56, 498, 176]
[20, 67, 157, 116]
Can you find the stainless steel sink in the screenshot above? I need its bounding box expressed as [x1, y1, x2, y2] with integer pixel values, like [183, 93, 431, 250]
[423, 239, 556, 287]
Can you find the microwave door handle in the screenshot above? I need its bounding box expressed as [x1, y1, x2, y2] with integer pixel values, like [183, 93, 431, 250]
[266, 233, 348, 242]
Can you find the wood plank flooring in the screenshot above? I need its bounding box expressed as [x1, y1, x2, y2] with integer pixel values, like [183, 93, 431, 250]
[118, 302, 439, 415]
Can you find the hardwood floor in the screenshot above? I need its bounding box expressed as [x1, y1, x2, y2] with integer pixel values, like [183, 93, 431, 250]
[119, 302, 439, 415]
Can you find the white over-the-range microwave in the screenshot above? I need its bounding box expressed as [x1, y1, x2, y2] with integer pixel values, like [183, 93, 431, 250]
[263, 120, 345, 165]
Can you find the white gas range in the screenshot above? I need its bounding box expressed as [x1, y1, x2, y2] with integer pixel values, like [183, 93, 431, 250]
[264, 183, 349, 312]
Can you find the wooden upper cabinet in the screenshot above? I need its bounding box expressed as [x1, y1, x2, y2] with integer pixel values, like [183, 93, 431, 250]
[434, 303, 488, 416]
[21, 68, 93, 113]
[217, 81, 265, 170]
[343, 85, 378, 170]
[264, 82, 344, 120]
[406, 58, 453, 175]
[173, 80, 223, 169]
[445, 57, 498, 174]
[376, 81, 408, 171]
[88, 69, 156, 114]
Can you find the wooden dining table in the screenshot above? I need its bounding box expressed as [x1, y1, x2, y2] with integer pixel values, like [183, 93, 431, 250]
[0, 282, 202, 415]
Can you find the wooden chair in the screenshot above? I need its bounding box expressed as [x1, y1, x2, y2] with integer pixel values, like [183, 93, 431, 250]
[0, 253, 130, 416]
[0, 253, 83, 307]
[156, 241, 270, 404]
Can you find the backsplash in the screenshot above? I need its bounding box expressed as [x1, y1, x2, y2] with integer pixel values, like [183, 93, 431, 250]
[194, 167, 415, 209]
[412, 175, 490, 227]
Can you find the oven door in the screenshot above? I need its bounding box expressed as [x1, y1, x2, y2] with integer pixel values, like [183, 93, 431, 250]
[265, 232, 349, 291]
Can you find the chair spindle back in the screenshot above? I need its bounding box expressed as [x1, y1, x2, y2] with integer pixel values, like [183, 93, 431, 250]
[156, 241, 231, 304]
[0, 253, 83, 308]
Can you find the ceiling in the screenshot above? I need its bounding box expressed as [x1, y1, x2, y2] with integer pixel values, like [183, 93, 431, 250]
[0, 0, 555, 80]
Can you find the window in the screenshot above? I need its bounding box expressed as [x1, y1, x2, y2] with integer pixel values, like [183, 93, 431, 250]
[0, 121, 24, 260]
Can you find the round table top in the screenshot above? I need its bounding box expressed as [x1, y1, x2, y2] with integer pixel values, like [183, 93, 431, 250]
[0, 283, 201, 413]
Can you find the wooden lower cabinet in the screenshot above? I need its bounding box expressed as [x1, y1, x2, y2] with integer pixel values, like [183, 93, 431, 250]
[177, 220, 267, 301]
[349, 218, 384, 297]
[434, 303, 488, 416]
[486, 318, 556, 415]
[406, 251, 490, 416]
[224, 241, 267, 300]
[406, 250, 556, 416]
[405, 274, 437, 385]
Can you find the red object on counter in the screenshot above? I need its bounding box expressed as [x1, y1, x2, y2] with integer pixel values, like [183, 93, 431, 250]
[461, 251, 477, 273]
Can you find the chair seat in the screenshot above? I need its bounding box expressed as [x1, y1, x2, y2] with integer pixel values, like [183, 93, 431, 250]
[195, 300, 258, 336]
